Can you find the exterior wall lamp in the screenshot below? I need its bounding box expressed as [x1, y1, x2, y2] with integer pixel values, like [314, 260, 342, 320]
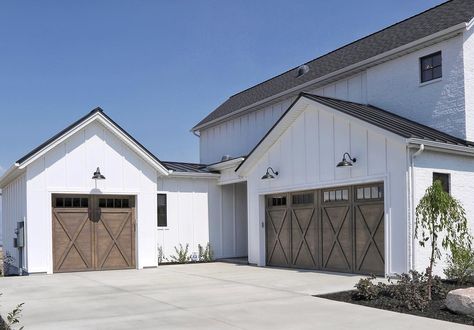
[336, 152, 357, 167]
[92, 167, 106, 180]
[261, 167, 279, 180]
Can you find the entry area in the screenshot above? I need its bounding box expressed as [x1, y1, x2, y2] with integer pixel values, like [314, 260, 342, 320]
[52, 194, 136, 273]
[265, 183, 385, 275]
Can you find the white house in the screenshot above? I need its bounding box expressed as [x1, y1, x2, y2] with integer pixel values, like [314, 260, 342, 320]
[1, 0, 474, 276]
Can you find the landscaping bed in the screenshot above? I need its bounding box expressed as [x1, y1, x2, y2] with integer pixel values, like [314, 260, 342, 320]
[316, 280, 474, 326]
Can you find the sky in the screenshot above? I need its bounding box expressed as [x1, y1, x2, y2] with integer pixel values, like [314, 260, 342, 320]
[0, 0, 446, 173]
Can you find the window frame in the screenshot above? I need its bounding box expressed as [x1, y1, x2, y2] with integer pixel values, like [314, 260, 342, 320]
[157, 193, 168, 228]
[420, 51, 442, 84]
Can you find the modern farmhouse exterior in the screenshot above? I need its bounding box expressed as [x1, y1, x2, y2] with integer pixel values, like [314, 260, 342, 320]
[1, 0, 474, 276]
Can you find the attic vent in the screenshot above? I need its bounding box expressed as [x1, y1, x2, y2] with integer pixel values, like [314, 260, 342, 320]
[296, 64, 309, 78]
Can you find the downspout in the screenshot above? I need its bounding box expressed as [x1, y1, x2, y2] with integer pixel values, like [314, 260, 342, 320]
[409, 144, 424, 272]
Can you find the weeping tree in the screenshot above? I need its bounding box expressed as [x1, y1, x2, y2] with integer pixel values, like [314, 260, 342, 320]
[415, 180, 471, 300]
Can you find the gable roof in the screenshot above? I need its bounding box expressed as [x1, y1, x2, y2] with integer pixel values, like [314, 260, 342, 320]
[163, 161, 215, 173]
[236, 93, 474, 173]
[194, 0, 474, 131]
[10, 107, 169, 175]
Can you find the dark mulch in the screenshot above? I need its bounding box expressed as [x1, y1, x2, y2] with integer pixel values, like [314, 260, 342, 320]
[316, 282, 474, 326]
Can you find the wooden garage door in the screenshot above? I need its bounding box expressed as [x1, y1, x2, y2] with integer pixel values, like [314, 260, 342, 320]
[53, 195, 136, 273]
[265, 183, 385, 276]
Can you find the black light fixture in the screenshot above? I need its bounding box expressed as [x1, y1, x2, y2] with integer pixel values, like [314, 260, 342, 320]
[261, 167, 279, 180]
[92, 167, 106, 180]
[336, 152, 357, 167]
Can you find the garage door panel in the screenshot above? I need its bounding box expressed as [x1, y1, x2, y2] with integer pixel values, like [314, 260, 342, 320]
[266, 205, 291, 267]
[291, 207, 317, 269]
[354, 203, 384, 275]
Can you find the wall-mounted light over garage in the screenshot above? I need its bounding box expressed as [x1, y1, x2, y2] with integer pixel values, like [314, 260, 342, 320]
[92, 167, 106, 180]
[261, 167, 279, 180]
[336, 153, 357, 168]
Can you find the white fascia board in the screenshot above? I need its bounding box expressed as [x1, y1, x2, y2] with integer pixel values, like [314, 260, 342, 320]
[193, 23, 467, 133]
[207, 157, 245, 171]
[0, 164, 24, 189]
[167, 171, 220, 179]
[17, 113, 169, 176]
[407, 139, 474, 157]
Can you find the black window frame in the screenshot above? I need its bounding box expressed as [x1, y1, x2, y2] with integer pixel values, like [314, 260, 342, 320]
[420, 51, 442, 83]
[157, 193, 167, 227]
[433, 172, 450, 194]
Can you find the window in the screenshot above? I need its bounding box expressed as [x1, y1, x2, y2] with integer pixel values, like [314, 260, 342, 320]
[157, 194, 167, 227]
[433, 172, 450, 194]
[356, 184, 383, 201]
[55, 197, 88, 208]
[323, 188, 349, 202]
[98, 198, 130, 208]
[420, 52, 442, 83]
[292, 193, 314, 205]
[269, 196, 287, 207]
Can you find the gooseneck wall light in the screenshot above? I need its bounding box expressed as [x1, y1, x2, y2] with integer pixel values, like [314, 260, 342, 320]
[261, 167, 279, 180]
[92, 167, 106, 180]
[336, 153, 357, 167]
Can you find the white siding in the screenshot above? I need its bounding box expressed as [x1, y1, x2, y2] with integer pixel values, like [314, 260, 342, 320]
[464, 25, 474, 140]
[1, 174, 26, 273]
[367, 34, 466, 139]
[199, 35, 468, 163]
[25, 121, 159, 274]
[413, 150, 474, 276]
[156, 176, 220, 261]
[244, 101, 408, 275]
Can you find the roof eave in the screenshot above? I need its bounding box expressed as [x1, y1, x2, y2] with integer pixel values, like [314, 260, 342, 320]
[0, 163, 24, 189]
[193, 22, 468, 133]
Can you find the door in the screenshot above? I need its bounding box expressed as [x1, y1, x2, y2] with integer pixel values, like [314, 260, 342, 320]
[52, 195, 136, 273]
[264, 183, 385, 275]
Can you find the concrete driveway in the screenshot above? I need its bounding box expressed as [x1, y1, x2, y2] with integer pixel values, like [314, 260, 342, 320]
[0, 262, 469, 329]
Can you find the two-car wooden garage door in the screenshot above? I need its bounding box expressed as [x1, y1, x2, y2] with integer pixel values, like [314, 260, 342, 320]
[52, 195, 136, 273]
[266, 183, 385, 275]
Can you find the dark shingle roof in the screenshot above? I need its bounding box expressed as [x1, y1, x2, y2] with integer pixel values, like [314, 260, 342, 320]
[195, 0, 474, 130]
[236, 93, 474, 171]
[163, 161, 215, 173]
[302, 93, 474, 147]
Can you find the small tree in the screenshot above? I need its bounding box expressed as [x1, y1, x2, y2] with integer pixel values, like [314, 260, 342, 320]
[415, 180, 471, 300]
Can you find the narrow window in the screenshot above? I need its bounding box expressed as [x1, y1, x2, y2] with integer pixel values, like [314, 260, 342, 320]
[420, 52, 442, 83]
[157, 194, 167, 227]
[433, 172, 450, 194]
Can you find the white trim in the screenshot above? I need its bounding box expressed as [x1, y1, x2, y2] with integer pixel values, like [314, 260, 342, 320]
[0, 164, 23, 188]
[207, 157, 245, 171]
[419, 77, 442, 87]
[407, 139, 474, 156]
[193, 23, 467, 132]
[167, 171, 220, 179]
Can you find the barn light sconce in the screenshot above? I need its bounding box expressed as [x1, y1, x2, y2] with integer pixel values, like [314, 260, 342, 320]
[92, 167, 106, 180]
[336, 153, 357, 168]
[261, 167, 279, 180]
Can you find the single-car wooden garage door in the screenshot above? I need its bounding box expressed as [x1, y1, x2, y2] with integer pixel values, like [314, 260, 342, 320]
[265, 183, 385, 275]
[52, 195, 136, 273]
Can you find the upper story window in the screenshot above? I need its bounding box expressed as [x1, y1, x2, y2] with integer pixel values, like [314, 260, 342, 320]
[433, 172, 450, 194]
[157, 194, 167, 227]
[420, 51, 442, 83]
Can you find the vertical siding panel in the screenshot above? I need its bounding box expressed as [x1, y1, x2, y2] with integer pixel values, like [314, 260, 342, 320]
[319, 110, 334, 181]
[305, 107, 319, 183]
[367, 131, 387, 175]
[334, 116, 351, 181]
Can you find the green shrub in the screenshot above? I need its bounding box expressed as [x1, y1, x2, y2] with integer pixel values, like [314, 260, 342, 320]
[170, 244, 191, 263]
[444, 243, 474, 284]
[157, 245, 168, 264]
[198, 243, 213, 262]
[6, 303, 24, 330]
[353, 275, 379, 300]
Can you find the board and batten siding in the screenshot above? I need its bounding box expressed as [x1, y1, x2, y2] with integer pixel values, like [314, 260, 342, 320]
[244, 101, 409, 276]
[413, 150, 474, 276]
[157, 178, 247, 261]
[1, 173, 27, 273]
[25, 120, 159, 274]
